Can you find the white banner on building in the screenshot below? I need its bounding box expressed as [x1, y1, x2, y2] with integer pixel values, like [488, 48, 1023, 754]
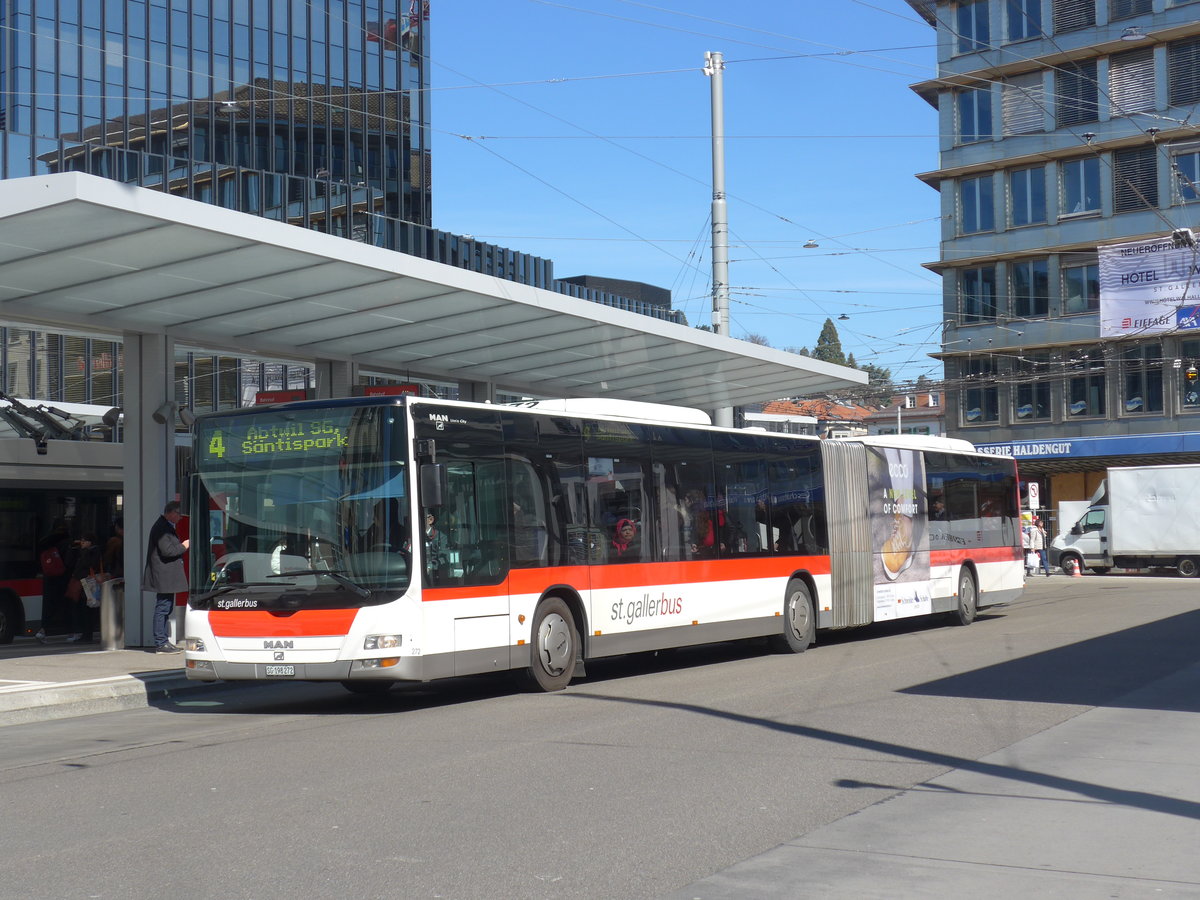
[1098, 235, 1200, 338]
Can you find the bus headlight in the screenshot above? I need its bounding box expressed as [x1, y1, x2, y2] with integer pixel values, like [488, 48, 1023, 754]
[184, 638, 206, 652]
[364, 634, 402, 650]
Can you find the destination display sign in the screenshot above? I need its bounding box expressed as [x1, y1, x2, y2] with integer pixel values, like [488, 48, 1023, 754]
[199, 410, 356, 466]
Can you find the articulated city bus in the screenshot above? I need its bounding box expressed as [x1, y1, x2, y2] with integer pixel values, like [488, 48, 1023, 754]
[183, 396, 1023, 691]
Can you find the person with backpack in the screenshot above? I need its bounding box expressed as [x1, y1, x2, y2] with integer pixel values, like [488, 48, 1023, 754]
[35, 520, 72, 642]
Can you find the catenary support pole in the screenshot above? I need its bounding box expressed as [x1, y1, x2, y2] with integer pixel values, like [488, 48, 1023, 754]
[706, 51, 734, 429]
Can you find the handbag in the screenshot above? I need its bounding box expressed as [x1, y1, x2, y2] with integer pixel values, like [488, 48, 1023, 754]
[81, 575, 102, 608]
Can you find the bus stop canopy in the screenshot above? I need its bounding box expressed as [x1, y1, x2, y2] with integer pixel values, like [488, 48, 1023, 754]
[0, 173, 864, 409]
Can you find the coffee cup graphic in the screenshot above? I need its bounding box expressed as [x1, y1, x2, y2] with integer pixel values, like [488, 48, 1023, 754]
[882, 512, 914, 580]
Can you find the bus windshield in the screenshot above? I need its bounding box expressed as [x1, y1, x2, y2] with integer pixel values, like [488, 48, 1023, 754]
[192, 404, 411, 599]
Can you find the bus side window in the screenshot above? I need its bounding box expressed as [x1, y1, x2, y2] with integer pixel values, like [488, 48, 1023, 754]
[508, 460, 548, 568]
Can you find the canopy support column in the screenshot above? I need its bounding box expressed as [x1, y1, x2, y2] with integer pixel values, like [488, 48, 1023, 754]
[315, 360, 359, 399]
[121, 332, 180, 648]
[458, 380, 495, 404]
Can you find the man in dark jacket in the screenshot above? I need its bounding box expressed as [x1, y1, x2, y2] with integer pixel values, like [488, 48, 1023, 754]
[143, 501, 188, 653]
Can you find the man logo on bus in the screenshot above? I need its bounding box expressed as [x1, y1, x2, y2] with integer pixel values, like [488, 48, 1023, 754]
[429, 413, 448, 431]
[264, 640, 294, 650]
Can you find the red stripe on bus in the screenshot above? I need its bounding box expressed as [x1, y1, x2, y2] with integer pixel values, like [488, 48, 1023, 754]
[422, 556, 831, 603]
[0, 579, 43, 597]
[931, 546, 1021, 565]
[209, 608, 358, 637]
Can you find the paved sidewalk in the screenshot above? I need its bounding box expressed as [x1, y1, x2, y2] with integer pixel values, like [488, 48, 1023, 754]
[0, 637, 199, 727]
[667, 658, 1200, 899]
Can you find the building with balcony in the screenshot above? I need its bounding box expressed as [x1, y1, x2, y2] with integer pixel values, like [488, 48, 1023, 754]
[908, 0, 1200, 520]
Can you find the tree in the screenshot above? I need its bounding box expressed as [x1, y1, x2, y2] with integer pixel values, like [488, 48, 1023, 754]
[744, 333, 772, 346]
[811, 318, 847, 366]
[860, 363, 893, 397]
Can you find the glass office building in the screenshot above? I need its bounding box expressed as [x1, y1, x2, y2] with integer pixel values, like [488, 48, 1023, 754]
[1, 0, 434, 250]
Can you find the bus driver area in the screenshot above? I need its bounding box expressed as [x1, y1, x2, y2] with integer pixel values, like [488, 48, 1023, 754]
[181, 396, 1023, 692]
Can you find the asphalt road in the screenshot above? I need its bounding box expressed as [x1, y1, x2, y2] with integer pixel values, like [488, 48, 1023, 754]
[2, 575, 1198, 899]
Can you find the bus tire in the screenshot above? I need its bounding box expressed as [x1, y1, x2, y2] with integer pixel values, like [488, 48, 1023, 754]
[1178, 557, 1200, 578]
[340, 680, 394, 695]
[951, 568, 977, 626]
[769, 579, 814, 654]
[526, 597, 577, 692]
[0, 591, 21, 644]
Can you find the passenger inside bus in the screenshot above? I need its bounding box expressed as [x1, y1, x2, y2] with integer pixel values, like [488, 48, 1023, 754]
[611, 518, 641, 561]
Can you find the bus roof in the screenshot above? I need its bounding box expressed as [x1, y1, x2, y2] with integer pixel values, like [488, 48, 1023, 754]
[838, 434, 992, 456]
[505, 398, 711, 426]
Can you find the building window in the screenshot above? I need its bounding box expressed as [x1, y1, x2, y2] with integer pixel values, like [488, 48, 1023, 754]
[1011, 258, 1049, 318]
[1057, 60, 1099, 127]
[1067, 346, 1107, 417]
[1121, 344, 1164, 414]
[1009, 166, 1046, 226]
[1007, 0, 1043, 40]
[1113, 145, 1158, 212]
[1053, 0, 1096, 32]
[1063, 259, 1100, 313]
[1003, 72, 1046, 135]
[960, 174, 995, 234]
[1061, 156, 1101, 215]
[956, 0, 991, 53]
[956, 87, 993, 143]
[962, 357, 1000, 424]
[961, 266, 998, 322]
[1181, 339, 1200, 409]
[1111, 0, 1152, 16]
[1014, 353, 1052, 420]
[1171, 143, 1200, 202]
[1169, 38, 1200, 107]
[1110, 47, 1155, 118]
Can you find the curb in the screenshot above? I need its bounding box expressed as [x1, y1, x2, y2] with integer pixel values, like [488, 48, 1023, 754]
[0, 670, 218, 728]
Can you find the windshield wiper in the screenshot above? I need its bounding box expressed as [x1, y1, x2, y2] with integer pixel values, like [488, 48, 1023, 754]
[268, 569, 371, 598]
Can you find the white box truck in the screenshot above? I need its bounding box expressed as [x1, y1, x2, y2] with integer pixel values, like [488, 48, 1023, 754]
[1050, 464, 1200, 577]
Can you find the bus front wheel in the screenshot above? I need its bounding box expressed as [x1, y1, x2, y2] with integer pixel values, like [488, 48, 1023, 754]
[769, 580, 815, 653]
[951, 568, 977, 626]
[0, 592, 20, 644]
[527, 597, 577, 692]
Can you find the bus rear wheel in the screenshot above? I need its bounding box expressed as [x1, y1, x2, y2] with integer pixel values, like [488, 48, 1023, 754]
[526, 597, 577, 692]
[1178, 557, 1200, 578]
[951, 568, 977, 626]
[769, 580, 814, 653]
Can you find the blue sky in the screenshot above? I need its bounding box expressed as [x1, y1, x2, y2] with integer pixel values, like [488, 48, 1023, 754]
[429, 1, 944, 386]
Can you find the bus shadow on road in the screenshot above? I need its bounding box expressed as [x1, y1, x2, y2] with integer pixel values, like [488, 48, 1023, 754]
[899, 607, 1200, 713]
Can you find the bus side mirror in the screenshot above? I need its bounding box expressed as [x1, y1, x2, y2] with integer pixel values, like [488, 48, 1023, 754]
[420, 463, 448, 507]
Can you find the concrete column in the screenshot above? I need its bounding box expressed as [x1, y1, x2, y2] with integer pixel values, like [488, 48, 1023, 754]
[458, 379, 495, 404]
[122, 332, 178, 648]
[315, 359, 358, 399]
